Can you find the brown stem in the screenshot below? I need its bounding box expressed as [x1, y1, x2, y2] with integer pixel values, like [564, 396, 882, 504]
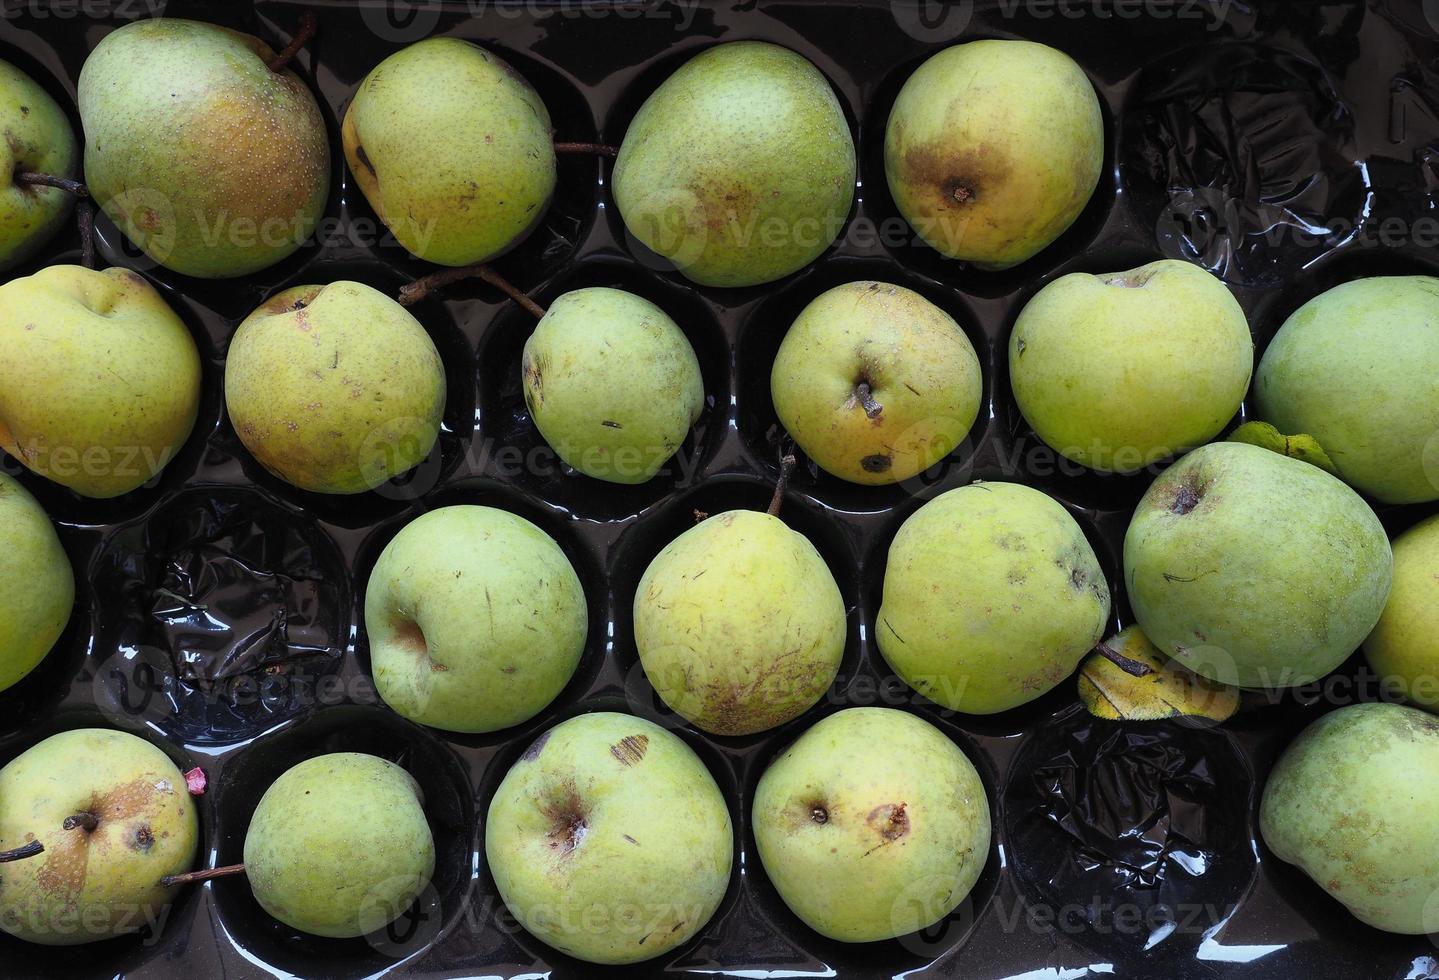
[267, 11, 317, 73]
[15, 172, 88, 197]
[767, 453, 797, 517]
[63, 812, 98, 832]
[161, 863, 247, 889]
[553, 141, 619, 158]
[77, 198, 95, 270]
[854, 382, 882, 419]
[1099, 643, 1155, 678]
[0, 841, 43, 863]
[399, 263, 548, 318]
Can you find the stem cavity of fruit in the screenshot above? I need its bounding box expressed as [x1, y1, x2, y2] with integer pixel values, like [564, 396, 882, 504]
[809, 804, 829, 825]
[267, 11, 318, 74]
[553, 141, 620, 158]
[62, 811, 99, 832]
[768, 453, 797, 517]
[160, 863, 247, 888]
[399, 263, 548, 318]
[0, 841, 44, 862]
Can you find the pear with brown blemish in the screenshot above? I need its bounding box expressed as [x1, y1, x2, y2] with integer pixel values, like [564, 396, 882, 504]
[0, 728, 198, 945]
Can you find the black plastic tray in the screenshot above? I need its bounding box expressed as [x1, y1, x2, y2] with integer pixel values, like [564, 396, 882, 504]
[3, 1, 1439, 977]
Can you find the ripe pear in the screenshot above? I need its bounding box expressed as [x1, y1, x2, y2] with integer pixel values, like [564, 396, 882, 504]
[753, 708, 990, 943]
[522, 287, 703, 484]
[365, 505, 587, 733]
[0, 474, 72, 693]
[634, 509, 846, 735]
[1255, 276, 1439, 504]
[885, 39, 1103, 269]
[244, 753, 434, 939]
[0, 265, 202, 497]
[78, 18, 330, 278]
[1010, 260, 1253, 473]
[485, 712, 733, 965]
[613, 41, 855, 288]
[0, 729, 198, 945]
[1125, 441, 1392, 689]
[225, 281, 446, 494]
[771, 281, 982, 485]
[1260, 702, 1439, 934]
[877, 482, 1110, 714]
[1364, 515, 1439, 711]
[0, 60, 78, 272]
[343, 38, 556, 266]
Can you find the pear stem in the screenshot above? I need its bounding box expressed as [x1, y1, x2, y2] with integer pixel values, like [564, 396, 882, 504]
[1098, 643, 1155, 678]
[78, 198, 95, 270]
[267, 11, 317, 73]
[15, 172, 88, 197]
[160, 863, 247, 889]
[62, 812, 98, 832]
[854, 382, 882, 419]
[0, 841, 43, 863]
[767, 453, 797, 517]
[399, 263, 548, 318]
[553, 141, 619, 158]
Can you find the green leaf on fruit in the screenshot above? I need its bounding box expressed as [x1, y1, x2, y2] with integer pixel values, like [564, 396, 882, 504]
[1227, 421, 1339, 476]
[1077, 626, 1240, 723]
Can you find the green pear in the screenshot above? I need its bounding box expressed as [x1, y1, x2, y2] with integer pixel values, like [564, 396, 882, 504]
[365, 505, 587, 733]
[522, 287, 703, 484]
[613, 41, 855, 288]
[244, 753, 434, 939]
[753, 708, 990, 942]
[342, 38, 556, 267]
[0, 728, 197, 945]
[0, 265, 201, 498]
[0, 60, 78, 272]
[884, 39, 1103, 270]
[1010, 260, 1253, 473]
[1255, 276, 1439, 504]
[0, 474, 72, 693]
[1260, 702, 1439, 934]
[225, 281, 446, 494]
[634, 510, 846, 735]
[485, 712, 732, 965]
[877, 482, 1110, 714]
[78, 18, 330, 278]
[1125, 441, 1392, 689]
[1365, 515, 1439, 711]
[771, 281, 981, 485]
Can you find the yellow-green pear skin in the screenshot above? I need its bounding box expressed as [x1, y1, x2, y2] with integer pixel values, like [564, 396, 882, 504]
[1125, 442, 1392, 689]
[243, 753, 434, 939]
[877, 483, 1110, 714]
[634, 510, 846, 735]
[342, 38, 556, 267]
[485, 712, 733, 965]
[1260, 702, 1439, 935]
[1365, 515, 1439, 711]
[365, 505, 587, 733]
[225, 281, 446, 495]
[1255, 276, 1439, 504]
[613, 41, 855, 288]
[1010, 260, 1253, 473]
[884, 40, 1103, 270]
[0, 474, 72, 693]
[0, 60, 78, 272]
[522, 288, 703, 484]
[752, 708, 990, 943]
[78, 18, 330, 279]
[0, 265, 202, 498]
[0, 729, 198, 945]
[771, 281, 982, 485]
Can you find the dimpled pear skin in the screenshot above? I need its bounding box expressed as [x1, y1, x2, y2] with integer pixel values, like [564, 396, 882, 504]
[225, 281, 446, 495]
[78, 18, 330, 278]
[1010, 260, 1253, 473]
[0, 265, 202, 498]
[0, 729, 198, 945]
[0, 60, 78, 273]
[243, 753, 434, 939]
[1256, 276, 1439, 504]
[1260, 702, 1439, 934]
[485, 712, 733, 965]
[366, 505, 587, 733]
[343, 38, 556, 267]
[877, 483, 1110, 714]
[885, 40, 1103, 270]
[613, 41, 855, 288]
[1364, 515, 1439, 711]
[634, 510, 846, 735]
[0, 474, 72, 693]
[1125, 442, 1392, 689]
[522, 288, 703, 484]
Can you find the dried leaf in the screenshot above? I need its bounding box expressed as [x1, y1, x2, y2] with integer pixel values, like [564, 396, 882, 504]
[1227, 421, 1339, 476]
[1078, 626, 1240, 723]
